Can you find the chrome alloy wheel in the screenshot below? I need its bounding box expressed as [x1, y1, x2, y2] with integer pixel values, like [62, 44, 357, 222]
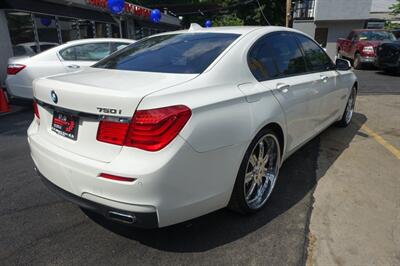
[244, 134, 281, 210]
[345, 88, 356, 124]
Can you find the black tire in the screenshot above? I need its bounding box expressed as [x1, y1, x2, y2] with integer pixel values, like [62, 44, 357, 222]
[353, 53, 363, 70]
[337, 86, 357, 127]
[228, 128, 281, 214]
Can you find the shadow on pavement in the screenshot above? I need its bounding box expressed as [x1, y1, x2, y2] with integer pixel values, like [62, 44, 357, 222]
[376, 71, 400, 77]
[0, 106, 33, 136]
[83, 112, 367, 252]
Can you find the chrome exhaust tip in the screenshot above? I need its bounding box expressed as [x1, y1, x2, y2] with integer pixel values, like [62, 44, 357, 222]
[108, 211, 136, 224]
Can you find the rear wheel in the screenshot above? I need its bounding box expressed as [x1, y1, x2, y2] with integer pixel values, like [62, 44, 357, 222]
[229, 128, 281, 214]
[337, 86, 356, 127]
[353, 53, 363, 70]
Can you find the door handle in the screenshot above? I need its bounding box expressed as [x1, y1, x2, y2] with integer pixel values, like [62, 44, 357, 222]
[320, 75, 328, 82]
[276, 83, 290, 93]
[67, 65, 80, 69]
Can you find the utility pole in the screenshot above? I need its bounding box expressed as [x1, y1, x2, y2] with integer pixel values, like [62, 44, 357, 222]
[286, 0, 292, 27]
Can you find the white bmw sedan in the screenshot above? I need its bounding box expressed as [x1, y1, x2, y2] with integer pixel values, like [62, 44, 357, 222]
[6, 38, 134, 100]
[28, 26, 357, 228]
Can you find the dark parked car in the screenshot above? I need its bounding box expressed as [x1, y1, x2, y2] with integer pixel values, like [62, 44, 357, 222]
[392, 29, 400, 40]
[376, 40, 400, 74]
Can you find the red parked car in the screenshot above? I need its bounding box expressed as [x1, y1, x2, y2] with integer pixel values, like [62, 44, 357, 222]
[337, 29, 396, 69]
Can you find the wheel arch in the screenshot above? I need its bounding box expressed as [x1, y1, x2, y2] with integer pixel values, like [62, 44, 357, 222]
[258, 122, 285, 158]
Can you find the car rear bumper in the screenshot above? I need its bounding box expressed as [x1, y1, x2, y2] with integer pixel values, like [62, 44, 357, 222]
[359, 56, 375, 64]
[28, 118, 245, 227]
[37, 169, 159, 228]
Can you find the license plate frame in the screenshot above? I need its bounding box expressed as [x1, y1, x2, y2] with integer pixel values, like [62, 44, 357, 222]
[51, 111, 79, 141]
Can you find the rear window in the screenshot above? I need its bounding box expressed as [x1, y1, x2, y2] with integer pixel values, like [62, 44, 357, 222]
[358, 31, 396, 41]
[94, 33, 240, 74]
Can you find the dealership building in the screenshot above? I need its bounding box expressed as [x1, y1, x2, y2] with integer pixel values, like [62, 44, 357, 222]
[292, 0, 400, 58]
[0, 0, 181, 86]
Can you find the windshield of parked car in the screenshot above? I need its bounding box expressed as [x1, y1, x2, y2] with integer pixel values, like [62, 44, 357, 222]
[358, 31, 396, 41]
[94, 33, 240, 74]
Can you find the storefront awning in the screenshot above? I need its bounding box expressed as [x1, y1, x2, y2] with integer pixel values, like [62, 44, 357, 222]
[0, 0, 116, 23]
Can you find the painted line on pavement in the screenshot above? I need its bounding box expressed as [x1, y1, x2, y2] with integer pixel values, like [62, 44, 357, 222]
[357, 122, 400, 160]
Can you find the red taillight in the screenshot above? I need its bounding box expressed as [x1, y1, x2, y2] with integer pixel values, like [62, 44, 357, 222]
[125, 105, 192, 151]
[7, 64, 26, 75]
[33, 101, 40, 119]
[97, 120, 129, 145]
[96, 105, 191, 151]
[99, 173, 136, 182]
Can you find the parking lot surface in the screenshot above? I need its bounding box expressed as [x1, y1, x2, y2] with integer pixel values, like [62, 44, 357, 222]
[0, 70, 399, 265]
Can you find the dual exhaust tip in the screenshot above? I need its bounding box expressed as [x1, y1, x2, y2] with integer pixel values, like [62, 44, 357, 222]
[108, 211, 136, 224]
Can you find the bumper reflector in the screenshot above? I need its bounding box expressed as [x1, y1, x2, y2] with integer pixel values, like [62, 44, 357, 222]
[99, 173, 136, 182]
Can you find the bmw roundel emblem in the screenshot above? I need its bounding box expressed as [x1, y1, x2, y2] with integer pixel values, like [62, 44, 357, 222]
[50, 90, 58, 104]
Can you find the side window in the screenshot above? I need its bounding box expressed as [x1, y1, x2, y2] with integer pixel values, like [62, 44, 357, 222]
[295, 34, 335, 72]
[347, 32, 354, 40]
[75, 43, 111, 61]
[267, 33, 307, 76]
[59, 47, 76, 60]
[248, 36, 280, 81]
[60, 43, 112, 61]
[110, 42, 131, 53]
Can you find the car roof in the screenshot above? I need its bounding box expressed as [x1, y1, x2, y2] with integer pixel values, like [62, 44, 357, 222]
[153, 25, 295, 37]
[352, 29, 389, 32]
[15, 42, 59, 46]
[65, 38, 135, 45]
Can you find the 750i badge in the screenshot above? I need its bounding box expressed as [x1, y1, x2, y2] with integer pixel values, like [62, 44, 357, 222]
[96, 107, 122, 115]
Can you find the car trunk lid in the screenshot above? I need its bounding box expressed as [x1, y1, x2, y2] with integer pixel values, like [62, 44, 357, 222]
[33, 68, 197, 162]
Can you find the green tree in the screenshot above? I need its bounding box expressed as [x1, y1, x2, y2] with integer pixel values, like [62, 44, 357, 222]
[127, 0, 285, 27]
[390, 0, 400, 15]
[213, 14, 244, 26]
[214, 0, 284, 26]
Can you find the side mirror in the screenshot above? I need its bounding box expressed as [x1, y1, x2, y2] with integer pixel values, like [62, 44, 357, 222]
[335, 58, 352, 71]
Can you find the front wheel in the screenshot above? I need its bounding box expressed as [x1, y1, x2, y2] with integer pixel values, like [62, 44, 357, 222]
[337, 86, 356, 127]
[229, 128, 281, 214]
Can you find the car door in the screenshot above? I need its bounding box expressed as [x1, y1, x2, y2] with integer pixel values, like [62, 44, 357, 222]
[294, 33, 341, 131]
[248, 32, 322, 152]
[59, 42, 114, 72]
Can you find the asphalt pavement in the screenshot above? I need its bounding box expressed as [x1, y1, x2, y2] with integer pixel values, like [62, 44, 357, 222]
[0, 69, 399, 265]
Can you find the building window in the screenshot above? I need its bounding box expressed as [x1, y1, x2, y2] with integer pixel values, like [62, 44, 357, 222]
[6, 11, 36, 56]
[314, 28, 328, 48]
[111, 24, 120, 38]
[33, 14, 60, 45]
[95, 22, 108, 38]
[78, 20, 94, 39]
[293, 0, 315, 20]
[59, 17, 80, 42]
